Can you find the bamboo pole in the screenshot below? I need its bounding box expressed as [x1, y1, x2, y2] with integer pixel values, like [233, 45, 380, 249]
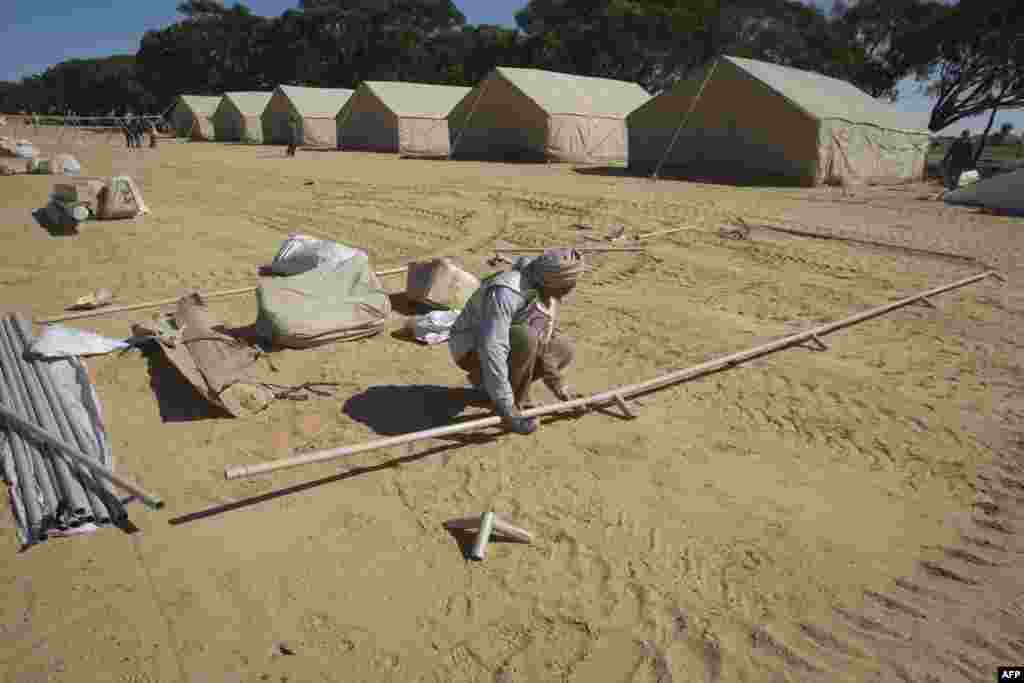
[493, 246, 646, 254]
[37, 265, 410, 324]
[225, 270, 1003, 480]
[612, 226, 692, 243]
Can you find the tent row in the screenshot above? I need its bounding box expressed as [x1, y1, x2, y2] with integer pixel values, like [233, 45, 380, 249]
[167, 56, 934, 186]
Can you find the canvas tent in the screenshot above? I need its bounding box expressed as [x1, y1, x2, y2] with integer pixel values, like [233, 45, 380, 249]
[448, 67, 650, 164]
[169, 95, 221, 140]
[336, 81, 472, 157]
[263, 85, 353, 147]
[213, 92, 272, 143]
[944, 168, 1024, 215]
[628, 56, 933, 186]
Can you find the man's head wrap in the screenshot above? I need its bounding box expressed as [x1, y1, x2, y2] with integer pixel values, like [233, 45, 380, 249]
[522, 248, 586, 290]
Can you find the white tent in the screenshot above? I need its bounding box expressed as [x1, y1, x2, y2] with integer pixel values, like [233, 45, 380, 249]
[169, 95, 221, 140]
[448, 67, 650, 164]
[628, 56, 933, 186]
[337, 81, 472, 157]
[213, 92, 272, 143]
[263, 85, 354, 147]
[944, 168, 1024, 215]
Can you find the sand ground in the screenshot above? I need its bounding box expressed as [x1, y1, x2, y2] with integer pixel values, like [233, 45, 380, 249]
[0, 125, 1022, 683]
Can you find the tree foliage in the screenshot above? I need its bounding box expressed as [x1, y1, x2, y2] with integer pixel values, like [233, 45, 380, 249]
[1, 0, 1017, 135]
[913, 1, 1024, 134]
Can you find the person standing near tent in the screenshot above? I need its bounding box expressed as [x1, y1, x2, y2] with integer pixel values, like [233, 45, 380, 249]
[448, 248, 585, 435]
[943, 130, 974, 190]
[286, 112, 300, 157]
[122, 118, 134, 148]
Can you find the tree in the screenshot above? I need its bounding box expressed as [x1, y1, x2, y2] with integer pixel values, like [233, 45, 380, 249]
[828, 0, 948, 100]
[914, 0, 1024, 147]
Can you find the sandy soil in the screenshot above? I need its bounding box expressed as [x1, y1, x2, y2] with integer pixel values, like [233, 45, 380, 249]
[0, 124, 1022, 683]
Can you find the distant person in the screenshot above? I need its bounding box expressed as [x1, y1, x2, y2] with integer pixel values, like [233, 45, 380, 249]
[122, 119, 134, 148]
[149, 120, 158, 148]
[943, 130, 974, 190]
[286, 113, 300, 157]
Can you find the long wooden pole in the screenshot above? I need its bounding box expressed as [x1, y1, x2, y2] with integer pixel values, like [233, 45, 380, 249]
[37, 266, 410, 324]
[0, 403, 164, 509]
[224, 270, 1003, 480]
[493, 246, 646, 254]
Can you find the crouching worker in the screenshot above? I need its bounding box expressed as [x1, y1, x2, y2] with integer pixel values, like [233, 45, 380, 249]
[448, 248, 584, 435]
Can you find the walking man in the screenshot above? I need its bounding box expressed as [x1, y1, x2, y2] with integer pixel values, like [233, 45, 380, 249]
[448, 248, 585, 435]
[286, 113, 300, 157]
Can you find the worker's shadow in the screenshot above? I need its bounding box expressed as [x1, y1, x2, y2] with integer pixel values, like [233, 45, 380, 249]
[343, 384, 490, 436]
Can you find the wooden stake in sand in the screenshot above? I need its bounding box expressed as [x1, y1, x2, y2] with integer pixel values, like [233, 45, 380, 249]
[224, 270, 1004, 480]
[37, 266, 410, 324]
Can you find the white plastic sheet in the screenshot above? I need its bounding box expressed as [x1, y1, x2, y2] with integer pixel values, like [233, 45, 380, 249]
[14, 142, 38, 159]
[29, 325, 130, 358]
[268, 234, 362, 276]
[404, 309, 461, 345]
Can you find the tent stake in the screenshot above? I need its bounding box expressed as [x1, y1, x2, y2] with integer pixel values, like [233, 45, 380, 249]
[225, 270, 1002, 480]
[37, 265, 409, 324]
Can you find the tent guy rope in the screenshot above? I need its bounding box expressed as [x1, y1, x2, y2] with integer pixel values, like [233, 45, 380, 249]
[225, 270, 1004, 480]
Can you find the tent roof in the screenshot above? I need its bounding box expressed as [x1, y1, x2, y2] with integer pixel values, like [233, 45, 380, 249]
[277, 85, 354, 117]
[493, 67, 650, 118]
[177, 95, 222, 117]
[722, 56, 931, 134]
[359, 81, 472, 118]
[221, 91, 273, 116]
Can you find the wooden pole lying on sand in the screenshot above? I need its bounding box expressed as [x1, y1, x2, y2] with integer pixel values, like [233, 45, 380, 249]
[612, 226, 692, 243]
[493, 246, 646, 253]
[224, 270, 1004, 480]
[37, 266, 410, 325]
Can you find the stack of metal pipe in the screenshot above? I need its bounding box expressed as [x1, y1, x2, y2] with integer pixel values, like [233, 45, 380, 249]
[0, 312, 125, 547]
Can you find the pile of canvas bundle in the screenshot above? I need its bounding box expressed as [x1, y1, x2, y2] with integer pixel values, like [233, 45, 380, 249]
[405, 257, 479, 310]
[47, 178, 106, 223]
[27, 153, 80, 176]
[256, 237, 391, 348]
[46, 176, 149, 225]
[133, 295, 277, 418]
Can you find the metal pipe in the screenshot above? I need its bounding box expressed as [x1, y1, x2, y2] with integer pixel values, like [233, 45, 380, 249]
[13, 315, 129, 522]
[9, 317, 111, 523]
[226, 270, 1003, 480]
[0, 365, 44, 542]
[0, 321, 60, 524]
[2, 319, 91, 521]
[13, 316, 119, 521]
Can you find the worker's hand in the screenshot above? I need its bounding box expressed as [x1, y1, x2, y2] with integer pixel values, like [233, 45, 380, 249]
[503, 415, 538, 435]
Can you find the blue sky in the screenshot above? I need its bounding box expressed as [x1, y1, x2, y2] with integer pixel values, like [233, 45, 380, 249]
[2, 0, 1020, 135]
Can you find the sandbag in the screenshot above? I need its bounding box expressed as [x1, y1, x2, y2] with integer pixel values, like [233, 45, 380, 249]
[53, 178, 105, 204]
[256, 251, 391, 348]
[97, 176, 148, 219]
[52, 154, 81, 175]
[0, 161, 19, 175]
[405, 257, 480, 310]
[26, 157, 51, 174]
